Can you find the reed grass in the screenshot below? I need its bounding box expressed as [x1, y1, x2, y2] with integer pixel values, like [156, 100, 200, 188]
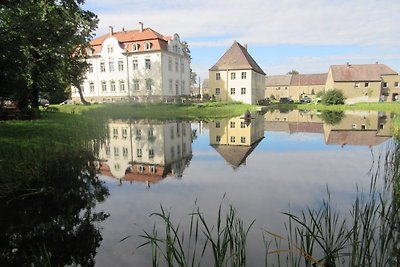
[136, 200, 254, 267]
[264, 140, 400, 267]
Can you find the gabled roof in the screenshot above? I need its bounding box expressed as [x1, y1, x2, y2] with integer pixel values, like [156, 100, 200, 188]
[265, 75, 292, 86]
[90, 27, 170, 55]
[209, 41, 266, 75]
[211, 138, 263, 169]
[325, 130, 390, 147]
[329, 63, 398, 82]
[290, 73, 327, 86]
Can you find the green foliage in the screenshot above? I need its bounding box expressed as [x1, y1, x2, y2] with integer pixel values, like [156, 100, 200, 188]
[137, 200, 254, 267]
[319, 110, 345, 125]
[287, 70, 299, 75]
[0, 111, 109, 265]
[316, 91, 325, 98]
[322, 89, 345, 105]
[0, 0, 98, 109]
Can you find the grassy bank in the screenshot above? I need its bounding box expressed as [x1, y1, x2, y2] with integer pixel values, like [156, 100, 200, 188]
[55, 102, 257, 120]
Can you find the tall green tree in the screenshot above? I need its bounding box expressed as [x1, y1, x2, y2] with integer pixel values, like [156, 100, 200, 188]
[0, 0, 97, 111]
[287, 69, 299, 75]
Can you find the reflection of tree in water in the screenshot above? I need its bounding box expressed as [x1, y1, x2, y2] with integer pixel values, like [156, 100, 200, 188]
[0, 145, 109, 266]
[319, 110, 344, 125]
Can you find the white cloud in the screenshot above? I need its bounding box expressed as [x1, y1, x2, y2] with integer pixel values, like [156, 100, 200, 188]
[84, 0, 400, 74]
[87, 0, 400, 47]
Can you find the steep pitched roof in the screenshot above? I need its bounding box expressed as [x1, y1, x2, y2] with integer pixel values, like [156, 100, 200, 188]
[210, 138, 263, 169]
[209, 41, 266, 75]
[329, 63, 398, 82]
[90, 27, 170, 55]
[290, 73, 327, 86]
[265, 75, 292, 86]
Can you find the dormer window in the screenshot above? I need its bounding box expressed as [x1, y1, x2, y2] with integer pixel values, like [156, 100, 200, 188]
[145, 41, 152, 50]
[132, 43, 140, 51]
[107, 45, 113, 54]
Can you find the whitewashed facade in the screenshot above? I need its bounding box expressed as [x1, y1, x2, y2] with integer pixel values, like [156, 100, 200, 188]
[72, 24, 191, 103]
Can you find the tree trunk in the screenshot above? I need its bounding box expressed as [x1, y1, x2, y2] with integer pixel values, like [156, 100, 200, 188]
[74, 82, 90, 105]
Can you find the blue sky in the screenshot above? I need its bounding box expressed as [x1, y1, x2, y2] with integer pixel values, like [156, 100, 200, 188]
[84, 0, 400, 82]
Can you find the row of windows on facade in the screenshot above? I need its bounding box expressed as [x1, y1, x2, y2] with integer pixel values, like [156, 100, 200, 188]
[112, 163, 158, 174]
[80, 79, 186, 93]
[88, 58, 185, 73]
[106, 42, 182, 54]
[215, 72, 247, 80]
[215, 121, 248, 129]
[213, 87, 248, 95]
[359, 81, 400, 89]
[111, 125, 186, 139]
[105, 144, 187, 158]
[215, 135, 247, 143]
[114, 163, 157, 174]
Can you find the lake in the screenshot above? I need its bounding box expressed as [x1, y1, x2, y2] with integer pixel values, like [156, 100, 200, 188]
[1, 108, 398, 266]
[93, 109, 397, 266]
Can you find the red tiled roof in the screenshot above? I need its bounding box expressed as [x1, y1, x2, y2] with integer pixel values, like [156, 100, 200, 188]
[90, 27, 170, 55]
[288, 122, 324, 133]
[290, 73, 327, 86]
[326, 130, 390, 146]
[209, 41, 266, 75]
[330, 63, 398, 82]
[265, 75, 292, 86]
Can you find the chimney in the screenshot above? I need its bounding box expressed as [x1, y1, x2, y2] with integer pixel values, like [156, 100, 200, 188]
[376, 61, 379, 64]
[122, 27, 125, 32]
[139, 22, 144, 32]
[244, 43, 248, 50]
[346, 62, 351, 67]
[109, 26, 113, 36]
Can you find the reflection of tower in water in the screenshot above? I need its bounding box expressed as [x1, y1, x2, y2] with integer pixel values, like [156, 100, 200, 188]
[98, 119, 193, 187]
[208, 112, 265, 169]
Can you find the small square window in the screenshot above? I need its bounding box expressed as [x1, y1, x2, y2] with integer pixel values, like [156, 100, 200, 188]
[395, 82, 399, 88]
[230, 136, 235, 143]
[230, 121, 235, 128]
[241, 72, 246, 79]
[383, 82, 388, 88]
[355, 82, 360, 88]
[241, 136, 246, 143]
[215, 88, 220, 95]
[215, 122, 220, 128]
[231, 72, 236, 80]
[365, 82, 370, 88]
[230, 88, 235, 95]
[216, 135, 221, 142]
[216, 73, 221, 80]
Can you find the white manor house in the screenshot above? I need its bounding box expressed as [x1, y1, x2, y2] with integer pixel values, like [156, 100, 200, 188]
[71, 23, 191, 103]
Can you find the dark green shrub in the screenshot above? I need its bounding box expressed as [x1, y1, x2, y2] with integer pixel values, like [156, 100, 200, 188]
[320, 110, 345, 125]
[322, 89, 345, 105]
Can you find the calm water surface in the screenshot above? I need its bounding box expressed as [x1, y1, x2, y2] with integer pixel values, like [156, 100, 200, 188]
[93, 109, 394, 266]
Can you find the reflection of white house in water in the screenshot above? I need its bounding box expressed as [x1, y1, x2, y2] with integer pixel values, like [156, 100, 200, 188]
[208, 112, 264, 168]
[98, 119, 192, 186]
[264, 109, 392, 147]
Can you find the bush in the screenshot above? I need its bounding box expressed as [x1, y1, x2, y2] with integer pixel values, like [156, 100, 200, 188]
[322, 89, 345, 105]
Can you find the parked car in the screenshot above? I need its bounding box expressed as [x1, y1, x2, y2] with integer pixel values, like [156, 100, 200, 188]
[38, 97, 50, 107]
[257, 97, 270, 105]
[300, 96, 311, 103]
[59, 99, 73, 105]
[279, 97, 293, 104]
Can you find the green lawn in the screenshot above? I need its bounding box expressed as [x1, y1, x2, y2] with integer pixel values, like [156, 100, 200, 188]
[56, 101, 257, 120]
